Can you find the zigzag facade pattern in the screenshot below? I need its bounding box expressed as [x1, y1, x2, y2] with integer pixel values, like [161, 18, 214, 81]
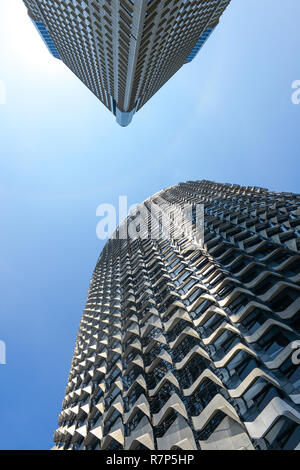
[53, 180, 300, 450]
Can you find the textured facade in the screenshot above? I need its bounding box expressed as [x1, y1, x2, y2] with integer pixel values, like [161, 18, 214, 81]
[53, 180, 300, 451]
[23, 0, 230, 126]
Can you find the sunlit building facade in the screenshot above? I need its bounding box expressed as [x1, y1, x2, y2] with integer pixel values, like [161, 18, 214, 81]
[23, 0, 230, 126]
[53, 180, 300, 450]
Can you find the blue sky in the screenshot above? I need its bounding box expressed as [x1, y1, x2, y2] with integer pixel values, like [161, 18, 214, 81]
[0, 0, 299, 450]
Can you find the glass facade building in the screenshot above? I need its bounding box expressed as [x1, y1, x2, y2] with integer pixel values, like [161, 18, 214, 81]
[186, 28, 214, 63]
[53, 180, 300, 450]
[23, 0, 230, 126]
[32, 19, 61, 59]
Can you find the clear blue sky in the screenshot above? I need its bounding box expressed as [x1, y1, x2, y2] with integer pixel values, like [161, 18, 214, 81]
[0, 0, 299, 450]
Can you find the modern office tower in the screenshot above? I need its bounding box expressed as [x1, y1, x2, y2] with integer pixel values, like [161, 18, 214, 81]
[23, 0, 230, 126]
[53, 180, 300, 451]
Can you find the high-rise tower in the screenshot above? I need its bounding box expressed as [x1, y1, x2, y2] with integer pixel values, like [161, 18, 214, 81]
[23, 0, 230, 126]
[53, 180, 300, 450]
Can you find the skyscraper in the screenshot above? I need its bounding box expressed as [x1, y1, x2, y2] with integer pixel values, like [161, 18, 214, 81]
[53, 180, 300, 450]
[23, 0, 230, 126]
